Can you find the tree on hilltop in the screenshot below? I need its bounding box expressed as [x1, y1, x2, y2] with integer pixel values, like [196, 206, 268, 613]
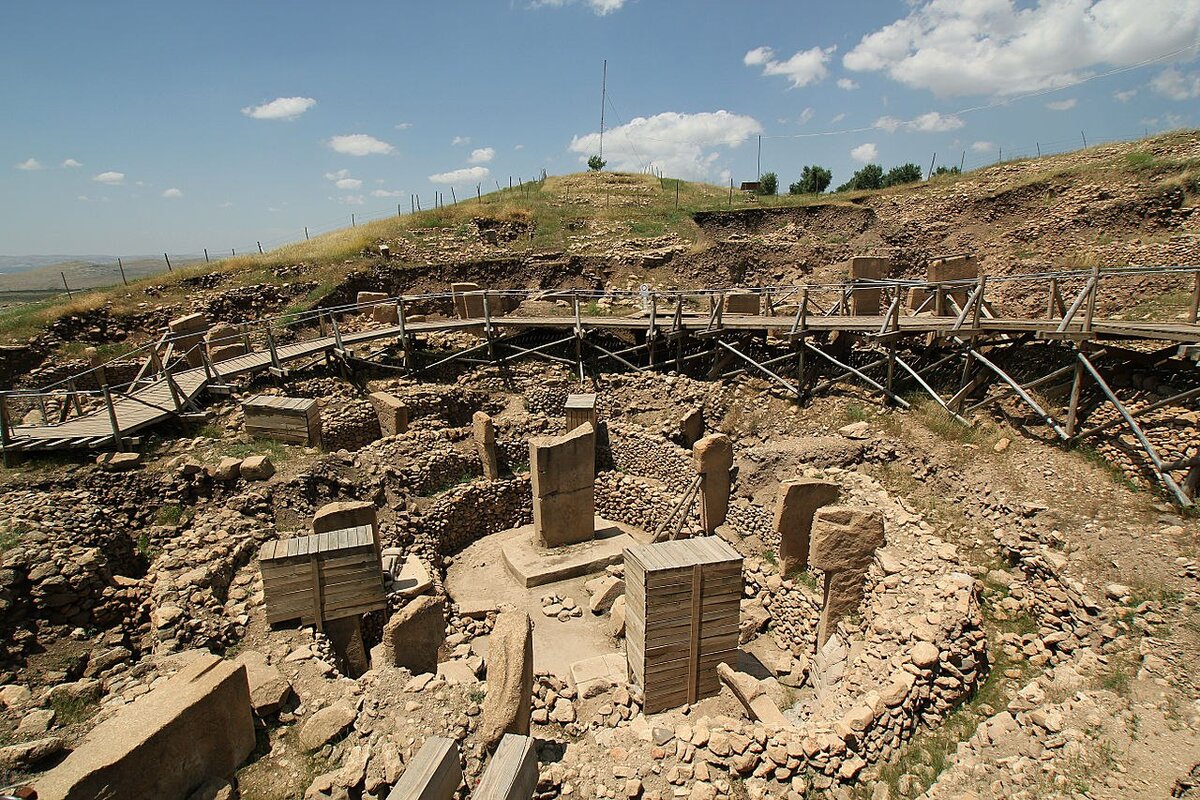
[789, 165, 832, 195]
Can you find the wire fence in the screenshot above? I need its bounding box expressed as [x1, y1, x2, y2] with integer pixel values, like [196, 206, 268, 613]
[6, 122, 1190, 298]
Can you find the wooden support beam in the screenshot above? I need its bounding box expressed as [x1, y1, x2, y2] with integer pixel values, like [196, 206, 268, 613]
[967, 348, 1067, 440]
[802, 341, 910, 408]
[1070, 384, 1200, 443]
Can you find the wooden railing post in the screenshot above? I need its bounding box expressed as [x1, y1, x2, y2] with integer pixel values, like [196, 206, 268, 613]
[648, 293, 657, 368]
[103, 385, 125, 451]
[1190, 269, 1200, 325]
[397, 297, 410, 368]
[1084, 265, 1100, 333]
[1047, 277, 1059, 320]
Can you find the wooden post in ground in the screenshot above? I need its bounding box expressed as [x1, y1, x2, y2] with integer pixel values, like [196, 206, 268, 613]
[1065, 354, 1085, 438]
[1084, 265, 1100, 333]
[1047, 277, 1058, 319]
[1190, 269, 1200, 325]
[397, 297, 410, 369]
[118, 257, 128, 286]
[648, 294, 657, 368]
[103, 385, 125, 452]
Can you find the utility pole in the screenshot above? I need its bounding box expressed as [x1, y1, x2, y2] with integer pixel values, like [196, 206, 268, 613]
[599, 59, 607, 161]
[757, 135, 761, 178]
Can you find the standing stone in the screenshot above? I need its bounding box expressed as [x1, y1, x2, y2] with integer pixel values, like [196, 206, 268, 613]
[773, 479, 840, 575]
[356, 291, 388, 311]
[678, 407, 704, 448]
[847, 257, 890, 316]
[369, 392, 410, 437]
[530, 424, 595, 547]
[169, 312, 209, 368]
[927, 254, 977, 315]
[473, 411, 499, 480]
[451, 282, 484, 319]
[809, 506, 885, 646]
[33, 654, 254, 800]
[326, 616, 370, 678]
[723, 292, 760, 315]
[694, 434, 733, 535]
[372, 303, 400, 324]
[84, 346, 106, 386]
[479, 608, 533, 750]
[207, 322, 247, 363]
[313, 500, 379, 556]
[378, 595, 445, 674]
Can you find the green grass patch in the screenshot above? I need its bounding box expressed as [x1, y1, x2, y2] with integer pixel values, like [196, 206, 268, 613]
[136, 531, 161, 561]
[0, 520, 29, 552]
[155, 503, 184, 526]
[50, 692, 98, 727]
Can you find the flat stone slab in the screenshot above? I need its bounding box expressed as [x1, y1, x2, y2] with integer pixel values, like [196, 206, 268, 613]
[502, 519, 640, 588]
[570, 653, 627, 697]
[394, 555, 433, 598]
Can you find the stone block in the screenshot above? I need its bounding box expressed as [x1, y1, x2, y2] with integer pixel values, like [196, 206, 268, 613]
[369, 392, 410, 437]
[479, 608, 533, 749]
[373, 303, 400, 324]
[451, 282, 484, 319]
[694, 434, 733, 534]
[847, 257, 889, 316]
[723, 292, 760, 315]
[234, 650, 292, 716]
[773, 478, 840, 575]
[208, 343, 247, 363]
[379, 595, 445, 674]
[357, 291, 388, 311]
[96, 452, 141, 472]
[326, 615, 370, 678]
[169, 312, 209, 368]
[240, 455, 275, 481]
[211, 457, 242, 482]
[564, 393, 598, 433]
[34, 654, 254, 800]
[530, 424, 595, 547]
[678, 407, 704, 447]
[810, 506, 885, 645]
[313, 500, 379, 555]
[473, 411, 499, 479]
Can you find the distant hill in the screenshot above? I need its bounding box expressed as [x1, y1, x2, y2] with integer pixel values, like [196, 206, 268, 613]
[0, 255, 203, 292]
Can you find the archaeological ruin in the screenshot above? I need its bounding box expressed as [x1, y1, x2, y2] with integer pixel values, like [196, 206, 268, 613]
[2, 142, 1200, 800]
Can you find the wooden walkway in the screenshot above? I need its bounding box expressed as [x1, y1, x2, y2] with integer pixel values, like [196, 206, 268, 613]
[3, 309, 1199, 454]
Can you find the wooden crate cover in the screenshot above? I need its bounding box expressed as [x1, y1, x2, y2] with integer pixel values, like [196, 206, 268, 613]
[624, 537, 743, 713]
[259, 525, 386, 627]
[243, 394, 321, 445]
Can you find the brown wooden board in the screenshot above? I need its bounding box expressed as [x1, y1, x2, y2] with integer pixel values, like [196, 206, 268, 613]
[261, 527, 384, 626]
[624, 537, 742, 714]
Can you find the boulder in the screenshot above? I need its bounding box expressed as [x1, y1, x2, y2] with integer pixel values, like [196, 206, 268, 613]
[0, 736, 64, 770]
[234, 650, 292, 716]
[300, 703, 357, 751]
[479, 608, 534, 749]
[585, 576, 624, 614]
[96, 452, 141, 472]
[211, 457, 242, 482]
[368, 392, 409, 437]
[239, 455, 275, 481]
[34, 654, 254, 800]
[377, 595, 445, 674]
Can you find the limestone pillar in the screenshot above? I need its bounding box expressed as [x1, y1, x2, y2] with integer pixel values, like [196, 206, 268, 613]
[313, 500, 379, 559]
[530, 423, 595, 547]
[928, 254, 977, 316]
[809, 506, 885, 646]
[773, 478, 840, 575]
[168, 312, 209, 368]
[479, 607, 533, 749]
[325, 616, 370, 678]
[693, 434, 733, 535]
[356, 291, 388, 311]
[473, 411, 499, 480]
[369, 391, 409, 437]
[847, 257, 890, 316]
[451, 282, 484, 319]
[377, 595, 446, 674]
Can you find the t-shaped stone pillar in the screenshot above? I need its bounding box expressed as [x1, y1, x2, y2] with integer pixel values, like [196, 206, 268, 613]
[772, 478, 840, 575]
[473, 411, 499, 480]
[847, 257, 890, 316]
[809, 505, 885, 646]
[530, 423, 595, 547]
[693, 434, 733, 535]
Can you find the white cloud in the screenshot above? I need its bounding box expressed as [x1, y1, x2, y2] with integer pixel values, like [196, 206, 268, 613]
[831, 112, 847, 123]
[532, 0, 628, 15]
[77, 195, 89, 202]
[394, 122, 413, 130]
[15, 158, 43, 171]
[970, 140, 995, 152]
[850, 143, 879, 163]
[568, 109, 762, 179]
[428, 166, 490, 184]
[161, 187, 183, 198]
[61, 158, 82, 168]
[844, 0, 1200, 96]
[837, 78, 859, 90]
[93, 171, 125, 185]
[874, 111, 964, 133]
[324, 169, 350, 181]
[328, 134, 393, 156]
[219, 201, 233, 208]
[336, 195, 365, 205]
[451, 136, 471, 146]
[468, 147, 496, 164]
[241, 96, 316, 120]
[1114, 88, 1138, 102]
[744, 45, 834, 88]
[1045, 98, 1078, 111]
[336, 178, 362, 189]
[514, 144, 525, 150]
[797, 107, 815, 125]
[371, 189, 404, 198]
[1152, 67, 1200, 100]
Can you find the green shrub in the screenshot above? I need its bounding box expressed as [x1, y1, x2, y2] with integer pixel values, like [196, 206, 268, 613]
[789, 165, 832, 194]
[757, 172, 778, 195]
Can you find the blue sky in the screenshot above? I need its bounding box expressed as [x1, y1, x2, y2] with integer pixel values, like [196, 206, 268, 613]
[3, 0, 1199, 256]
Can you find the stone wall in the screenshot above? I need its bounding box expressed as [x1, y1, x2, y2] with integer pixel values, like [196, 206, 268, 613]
[602, 423, 693, 494]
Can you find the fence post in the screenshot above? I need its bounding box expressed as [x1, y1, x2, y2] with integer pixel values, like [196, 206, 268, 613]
[164, 253, 172, 271]
[61, 272, 72, 299]
[0, 393, 11, 467]
[118, 257, 128, 285]
[258, 241, 264, 255]
[1084, 265, 1100, 333]
[1190, 269, 1200, 325]
[351, 213, 356, 227]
